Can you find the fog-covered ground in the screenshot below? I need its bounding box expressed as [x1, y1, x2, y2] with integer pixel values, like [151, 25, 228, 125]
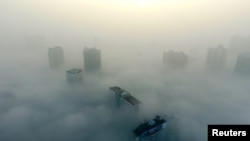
[1, 44, 250, 141]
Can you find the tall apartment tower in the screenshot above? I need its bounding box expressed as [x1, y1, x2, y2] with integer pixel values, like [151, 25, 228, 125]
[163, 50, 188, 69]
[133, 115, 167, 141]
[48, 46, 64, 68]
[83, 47, 101, 72]
[234, 52, 250, 75]
[109, 86, 141, 113]
[206, 45, 227, 70]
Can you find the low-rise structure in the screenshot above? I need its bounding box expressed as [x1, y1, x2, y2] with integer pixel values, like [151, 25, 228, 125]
[66, 68, 83, 83]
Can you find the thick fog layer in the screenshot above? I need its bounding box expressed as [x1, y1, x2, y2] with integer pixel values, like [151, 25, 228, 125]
[1, 0, 250, 141]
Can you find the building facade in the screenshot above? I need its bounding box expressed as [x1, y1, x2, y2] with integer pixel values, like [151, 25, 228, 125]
[206, 45, 227, 70]
[229, 35, 250, 54]
[83, 47, 101, 71]
[48, 46, 64, 68]
[234, 52, 250, 75]
[163, 50, 188, 69]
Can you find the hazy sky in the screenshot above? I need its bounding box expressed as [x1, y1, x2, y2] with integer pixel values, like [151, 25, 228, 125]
[1, 0, 250, 49]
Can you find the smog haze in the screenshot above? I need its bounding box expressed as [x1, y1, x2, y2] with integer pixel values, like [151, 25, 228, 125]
[1, 0, 250, 141]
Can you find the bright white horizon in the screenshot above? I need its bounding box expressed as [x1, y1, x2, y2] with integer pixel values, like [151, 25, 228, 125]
[1, 0, 250, 50]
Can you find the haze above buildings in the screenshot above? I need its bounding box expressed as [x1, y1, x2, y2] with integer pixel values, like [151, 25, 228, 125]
[1, 0, 250, 51]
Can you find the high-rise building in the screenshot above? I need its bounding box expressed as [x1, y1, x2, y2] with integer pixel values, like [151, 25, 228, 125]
[48, 46, 64, 68]
[206, 45, 227, 70]
[66, 68, 83, 83]
[234, 52, 250, 75]
[83, 47, 101, 71]
[110, 86, 141, 113]
[229, 35, 250, 54]
[133, 115, 167, 141]
[163, 50, 188, 69]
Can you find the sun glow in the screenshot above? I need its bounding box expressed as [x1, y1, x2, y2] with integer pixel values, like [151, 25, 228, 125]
[137, 0, 151, 6]
[112, 0, 153, 7]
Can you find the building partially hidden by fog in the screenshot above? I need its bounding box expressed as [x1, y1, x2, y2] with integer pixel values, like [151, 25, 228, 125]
[83, 47, 101, 72]
[48, 46, 64, 68]
[163, 50, 188, 69]
[133, 115, 167, 141]
[66, 68, 83, 83]
[205, 45, 227, 70]
[229, 35, 250, 53]
[110, 86, 141, 113]
[234, 52, 250, 75]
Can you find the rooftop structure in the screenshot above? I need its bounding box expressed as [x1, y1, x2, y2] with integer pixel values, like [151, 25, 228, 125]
[66, 68, 83, 83]
[123, 95, 141, 106]
[133, 115, 167, 141]
[67, 69, 82, 74]
[110, 86, 141, 112]
[110, 86, 123, 94]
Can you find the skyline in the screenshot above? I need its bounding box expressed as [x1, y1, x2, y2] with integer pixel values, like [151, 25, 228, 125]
[1, 1, 250, 141]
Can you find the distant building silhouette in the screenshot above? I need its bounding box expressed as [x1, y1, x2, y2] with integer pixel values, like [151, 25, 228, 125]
[163, 50, 188, 69]
[48, 46, 64, 68]
[133, 115, 167, 141]
[234, 52, 250, 75]
[83, 47, 101, 72]
[229, 35, 250, 54]
[109, 86, 141, 113]
[66, 68, 83, 83]
[206, 45, 227, 70]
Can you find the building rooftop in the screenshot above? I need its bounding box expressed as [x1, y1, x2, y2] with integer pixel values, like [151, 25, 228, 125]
[67, 68, 82, 74]
[49, 46, 63, 50]
[123, 95, 141, 106]
[84, 47, 100, 51]
[110, 86, 141, 106]
[110, 86, 123, 94]
[133, 115, 167, 137]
